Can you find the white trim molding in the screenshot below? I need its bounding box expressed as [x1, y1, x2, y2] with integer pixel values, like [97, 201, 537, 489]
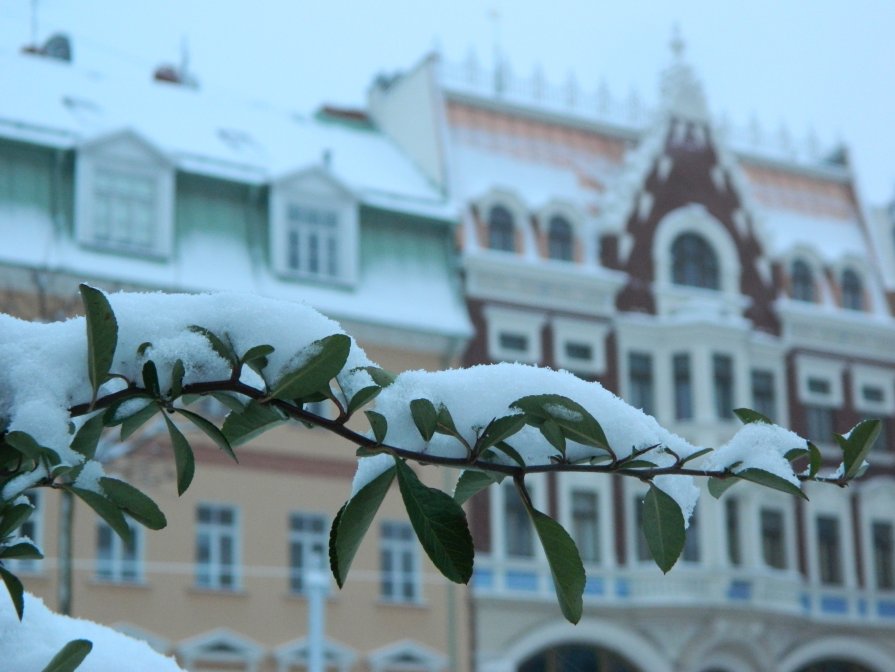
[483, 305, 547, 364]
[551, 317, 610, 375]
[367, 639, 447, 672]
[176, 628, 264, 672]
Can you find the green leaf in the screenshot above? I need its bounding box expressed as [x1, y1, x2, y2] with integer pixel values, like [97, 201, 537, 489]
[100, 477, 167, 530]
[221, 401, 285, 446]
[0, 565, 24, 619]
[162, 414, 195, 496]
[394, 459, 473, 584]
[79, 284, 118, 403]
[269, 334, 351, 401]
[492, 441, 526, 467]
[347, 386, 381, 417]
[176, 408, 237, 463]
[526, 505, 585, 624]
[453, 470, 502, 504]
[511, 394, 608, 449]
[0, 502, 35, 538]
[708, 476, 740, 499]
[784, 447, 809, 461]
[120, 401, 159, 441]
[733, 407, 773, 425]
[211, 392, 246, 413]
[538, 419, 566, 455]
[70, 413, 105, 461]
[329, 466, 395, 587]
[680, 447, 713, 465]
[188, 325, 237, 368]
[410, 398, 438, 442]
[737, 468, 807, 499]
[619, 459, 657, 469]
[137, 342, 152, 357]
[435, 405, 458, 436]
[4, 431, 43, 461]
[40, 639, 93, 672]
[0, 541, 43, 560]
[141, 361, 160, 397]
[843, 419, 880, 480]
[102, 395, 153, 427]
[642, 485, 685, 573]
[169, 359, 185, 398]
[241, 344, 274, 368]
[475, 415, 527, 454]
[68, 486, 132, 546]
[365, 411, 388, 444]
[807, 441, 822, 478]
[355, 366, 397, 388]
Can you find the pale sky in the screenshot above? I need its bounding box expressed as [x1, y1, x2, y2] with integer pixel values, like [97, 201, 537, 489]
[2, 0, 893, 203]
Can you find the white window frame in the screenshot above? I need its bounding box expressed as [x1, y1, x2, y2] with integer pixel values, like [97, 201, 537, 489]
[270, 168, 358, 286]
[96, 519, 144, 584]
[850, 365, 895, 416]
[489, 476, 548, 565]
[558, 473, 614, 568]
[551, 317, 609, 375]
[474, 189, 529, 255]
[795, 355, 845, 407]
[368, 639, 448, 672]
[195, 502, 241, 591]
[288, 511, 328, 594]
[803, 484, 857, 588]
[858, 479, 895, 594]
[379, 520, 422, 604]
[177, 628, 264, 672]
[75, 131, 174, 258]
[483, 305, 546, 364]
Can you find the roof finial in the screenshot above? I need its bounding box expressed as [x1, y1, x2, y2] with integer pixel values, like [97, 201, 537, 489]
[670, 23, 685, 62]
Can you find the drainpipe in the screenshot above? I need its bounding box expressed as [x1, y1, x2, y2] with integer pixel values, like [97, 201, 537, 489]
[306, 552, 329, 672]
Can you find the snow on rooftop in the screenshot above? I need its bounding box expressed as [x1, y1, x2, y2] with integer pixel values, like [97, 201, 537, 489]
[760, 209, 869, 263]
[0, 49, 449, 219]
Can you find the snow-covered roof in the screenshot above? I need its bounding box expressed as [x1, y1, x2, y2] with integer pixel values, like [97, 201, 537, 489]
[760, 209, 868, 263]
[0, 49, 450, 219]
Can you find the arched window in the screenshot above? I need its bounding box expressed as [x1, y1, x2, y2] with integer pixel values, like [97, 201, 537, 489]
[671, 233, 719, 289]
[488, 205, 515, 252]
[519, 644, 640, 672]
[841, 269, 864, 311]
[547, 216, 573, 261]
[791, 259, 816, 302]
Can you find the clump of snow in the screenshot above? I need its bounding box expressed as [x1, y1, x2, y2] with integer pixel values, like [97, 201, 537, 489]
[709, 422, 805, 486]
[73, 460, 107, 494]
[0, 592, 184, 672]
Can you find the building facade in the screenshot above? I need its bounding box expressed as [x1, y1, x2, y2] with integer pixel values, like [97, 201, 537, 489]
[2, 31, 895, 672]
[365, 41, 895, 672]
[0, 42, 472, 672]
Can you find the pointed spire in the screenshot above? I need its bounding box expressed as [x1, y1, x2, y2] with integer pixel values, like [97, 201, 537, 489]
[659, 25, 709, 122]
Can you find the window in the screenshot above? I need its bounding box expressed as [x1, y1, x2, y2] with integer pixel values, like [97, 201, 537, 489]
[380, 521, 420, 603]
[713, 354, 735, 419]
[289, 513, 327, 594]
[862, 385, 885, 404]
[791, 259, 816, 302]
[285, 204, 340, 279]
[96, 520, 143, 583]
[872, 521, 894, 590]
[570, 490, 600, 564]
[671, 233, 719, 289]
[761, 508, 787, 569]
[564, 342, 593, 362]
[673, 353, 693, 421]
[488, 205, 515, 252]
[725, 499, 742, 566]
[871, 419, 888, 452]
[633, 495, 651, 562]
[498, 332, 528, 353]
[92, 167, 157, 251]
[751, 370, 777, 421]
[628, 352, 655, 416]
[195, 504, 239, 591]
[505, 484, 534, 559]
[5, 492, 42, 574]
[806, 406, 834, 444]
[808, 378, 831, 395]
[841, 269, 864, 311]
[520, 644, 638, 672]
[547, 216, 573, 261]
[816, 515, 843, 585]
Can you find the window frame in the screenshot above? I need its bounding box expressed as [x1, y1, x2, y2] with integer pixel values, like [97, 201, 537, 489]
[840, 267, 865, 311]
[288, 511, 328, 595]
[195, 502, 241, 592]
[551, 317, 609, 376]
[626, 351, 655, 417]
[96, 518, 144, 584]
[671, 232, 720, 290]
[379, 520, 422, 604]
[790, 258, 816, 302]
[545, 215, 574, 262]
[483, 306, 546, 364]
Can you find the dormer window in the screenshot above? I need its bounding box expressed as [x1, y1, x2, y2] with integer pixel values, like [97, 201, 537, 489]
[671, 233, 719, 289]
[791, 259, 816, 302]
[547, 215, 573, 261]
[270, 169, 358, 286]
[488, 205, 515, 252]
[841, 268, 864, 311]
[75, 131, 174, 258]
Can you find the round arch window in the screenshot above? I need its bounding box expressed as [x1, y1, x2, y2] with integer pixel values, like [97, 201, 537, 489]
[791, 259, 816, 302]
[547, 216, 574, 261]
[488, 205, 515, 252]
[671, 233, 719, 290]
[519, 643, 641, 672]
[841, 268, 864, 311]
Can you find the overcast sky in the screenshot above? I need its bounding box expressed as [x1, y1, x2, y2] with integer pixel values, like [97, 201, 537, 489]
[2, 0, 893, 204]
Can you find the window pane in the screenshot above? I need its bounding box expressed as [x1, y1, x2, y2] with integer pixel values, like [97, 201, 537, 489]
[547, 216, 573, 261]
[682, 509, 700, 562]
[872, 521, 894, 590]
[751, 370, 776, 421]
[671, 233, 719, 289]
[499, 333, 528, 352]
[571, 490, 600, 564]
[488, 205, 515, 252]
[673, 353, 693, 420]
[761, 508, 786, 569]
[505, 486, 534, 558]
[817, 516, 843, 585]
[806, 406, 834, 444]
[713, 354, 734, 419]
[726, 499, 741, 566]
[628, 352, 654, 416]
